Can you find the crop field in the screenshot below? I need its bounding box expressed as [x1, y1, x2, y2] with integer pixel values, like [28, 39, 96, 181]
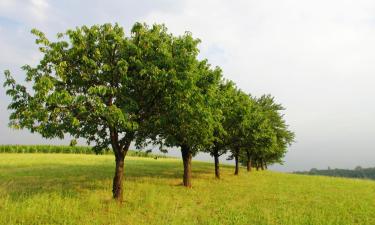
[0, 145, 166, 158]
[0, 153, 374, 225]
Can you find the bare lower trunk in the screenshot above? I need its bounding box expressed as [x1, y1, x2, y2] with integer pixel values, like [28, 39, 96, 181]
[181, 145, 192, 187]
[261, 160, 265, 170]
[214, 151, 220, 179]
[265, 163, 268, 170]
[234, 154, 239, 175]
[246, 152, 252, 172]
[108, 119, 134, 202]
[247, 159, 252, 172]
[112, 153, 125, 201]
[110, 132, 132, 202]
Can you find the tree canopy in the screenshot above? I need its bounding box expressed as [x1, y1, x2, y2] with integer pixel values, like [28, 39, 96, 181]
[4, 22, 294, 201]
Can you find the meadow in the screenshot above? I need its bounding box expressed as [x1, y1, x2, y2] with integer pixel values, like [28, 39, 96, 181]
[0, 153, 374, 225]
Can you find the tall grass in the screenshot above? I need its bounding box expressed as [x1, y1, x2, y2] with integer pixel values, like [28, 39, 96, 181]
[0, 145, 93, 154]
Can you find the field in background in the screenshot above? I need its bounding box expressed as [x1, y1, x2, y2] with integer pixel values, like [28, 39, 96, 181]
[295, 167, 375, 180]
[0, 154, 374, 225]
[0, 145, 167, 158]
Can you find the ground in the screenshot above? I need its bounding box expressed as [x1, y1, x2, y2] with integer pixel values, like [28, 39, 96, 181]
[0, 154, 374, 225]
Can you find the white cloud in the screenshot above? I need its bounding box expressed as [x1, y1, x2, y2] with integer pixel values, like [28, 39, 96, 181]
[0, 0, 49, 24]
[29, 0, 49, 22]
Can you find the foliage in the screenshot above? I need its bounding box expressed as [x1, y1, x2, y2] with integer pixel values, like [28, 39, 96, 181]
[238, 95, 295, 170]
[154, 52, 223, 155]
[204, 80, 237, 156]
[3, 23, 179, 155]
[69, 139, 77, 147]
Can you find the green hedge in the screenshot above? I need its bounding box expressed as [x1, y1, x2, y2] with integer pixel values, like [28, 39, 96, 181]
[0, 145, 167, 158]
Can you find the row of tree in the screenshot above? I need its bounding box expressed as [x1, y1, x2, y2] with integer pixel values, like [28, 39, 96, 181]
[3, 23, 294, 202]
[295, 167, 375, 180]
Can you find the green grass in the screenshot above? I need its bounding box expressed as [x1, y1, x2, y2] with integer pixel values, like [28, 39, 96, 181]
[0, 154, 374, 225]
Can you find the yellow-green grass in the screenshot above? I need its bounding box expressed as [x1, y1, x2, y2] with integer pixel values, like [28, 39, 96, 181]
[0, 154, 374, 225]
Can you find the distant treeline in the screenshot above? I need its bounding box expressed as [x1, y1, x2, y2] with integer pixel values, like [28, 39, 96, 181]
[0, 145, 167, 158]
[294, 167, 375, 180]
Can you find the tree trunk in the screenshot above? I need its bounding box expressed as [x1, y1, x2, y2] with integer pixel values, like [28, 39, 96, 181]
[246, 151, 252, 172]
[181, 145, 192, 187]
[112, 152, 125, 201]
[110, 131, 132, 202]
[234, 153, 239, 175]
[247, 158, 252, 172]
[265, 163, 268, 170]
[261, 160, 265, 170]
[214, 150, 220, 179]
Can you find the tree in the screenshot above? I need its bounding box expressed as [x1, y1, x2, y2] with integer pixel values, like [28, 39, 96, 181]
[153, 49, 223, 187]
[355, 166, 363, 171]
[69, 139, 78, 147]
[211, 81, 237, 178]
[225, 90, 254, 175]
[3, 23, 194, 201]
[203, 80, 236, 179]
[250, 95, 295, 169]
[240, 101, 276, 172]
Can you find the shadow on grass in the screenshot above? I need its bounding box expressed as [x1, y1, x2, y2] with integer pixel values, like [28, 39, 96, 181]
[0, 158, 215, 201]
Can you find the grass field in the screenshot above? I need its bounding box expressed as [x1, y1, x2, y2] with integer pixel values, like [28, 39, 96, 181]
[0, 154, 374, 225]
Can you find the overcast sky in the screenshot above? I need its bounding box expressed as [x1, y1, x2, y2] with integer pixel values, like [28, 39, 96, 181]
[0, 0, 374, 172]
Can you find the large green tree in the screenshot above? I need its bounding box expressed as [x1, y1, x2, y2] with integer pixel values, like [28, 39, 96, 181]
[3, 23, 197, 201]
[154, 54, 223, 187]
[225, 90, 255, 175]
[204, 80, 236, 179]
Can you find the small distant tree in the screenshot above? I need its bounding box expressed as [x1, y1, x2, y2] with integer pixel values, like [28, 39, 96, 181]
[355, 166, 362, 171]
[69, 139, 77, 147]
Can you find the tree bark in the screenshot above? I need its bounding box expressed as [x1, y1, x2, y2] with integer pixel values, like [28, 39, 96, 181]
[110, 129, 132, 202]
[213, 150, 220, 179]
[181, 145, 192, 187]
[112, 152, 125, 201]
[246, 151, 252, 172]
[234, 152, 239, 175]
[261, 160, 265, 170]
[247, 158, 252, 172]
